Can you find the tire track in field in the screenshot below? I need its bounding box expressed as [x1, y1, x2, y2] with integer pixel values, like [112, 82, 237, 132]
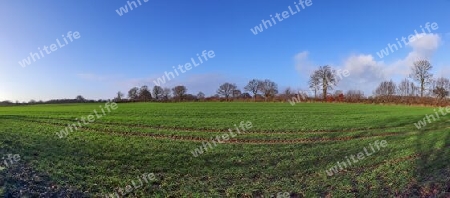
[17, 118, 413, 144]
[320, 144, 449, 177]
[16, 116, 412, 135]
[300, 153, 422, 186]
[19, 117, 409, 139]
[75, 128, 405, 144]
[322, 153, 422, 177]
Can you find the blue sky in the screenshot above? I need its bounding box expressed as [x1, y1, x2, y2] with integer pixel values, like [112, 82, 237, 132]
[1, 0, 450, 101]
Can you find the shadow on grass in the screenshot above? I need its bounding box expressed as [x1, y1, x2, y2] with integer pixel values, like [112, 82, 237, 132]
[0, 129, 92, 197]
[0, 125, 162, 198]
[343, 114, 450, 197]
[407, 120, 450, 197]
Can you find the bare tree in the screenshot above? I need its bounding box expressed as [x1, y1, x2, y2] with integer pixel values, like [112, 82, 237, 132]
[434, 77, 450, 92]
[128, 87, 139, 101]
[114, 91, 124, 102]
[163, 87, 171, 101]
[258, 79, 278, 101]
[410, 59, 433, 97]
[138, 85, 152, 102]
[232, 89, 242, 99]
[433, 87, 449, 100]
[432, 77, 450, 100]
[283, 87, 293, 101]
[241, 93, 252, 100]
[410, 82, 418, 96]
[398, 78, 416, 96]
[75, 95, 86, 102]
[375, 80, 397, 96]
[308, 74, 320, 99]
[310, 65, 338, 100]
[197, 92, 205, 101]
[172, 85, 187, 101]
[244, 79, 262, 101]
[426, 78, 436, 97]
[152, 86, 164, 101]
[217, 82, 237, 101]
[346, 90, 364, 102]
[334, 90, 343, 97]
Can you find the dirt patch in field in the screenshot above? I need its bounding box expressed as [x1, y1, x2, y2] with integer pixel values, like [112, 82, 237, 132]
[0, 163, 88, 198]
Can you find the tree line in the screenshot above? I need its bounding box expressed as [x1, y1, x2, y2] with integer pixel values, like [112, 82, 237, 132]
[112, 59, 448, 105]
[371, 59, 449, 105]
[2, 59, 448, 106]
[108, 78, 282, 103]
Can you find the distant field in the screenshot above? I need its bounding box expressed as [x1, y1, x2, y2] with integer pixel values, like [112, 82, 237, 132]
[0, 102, 449, 197]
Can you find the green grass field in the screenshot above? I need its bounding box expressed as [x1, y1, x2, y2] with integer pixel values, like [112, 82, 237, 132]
[0, 102, 449, 197]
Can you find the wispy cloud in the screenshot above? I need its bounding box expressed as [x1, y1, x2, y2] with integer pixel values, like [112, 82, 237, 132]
[294, 51, 315, 75]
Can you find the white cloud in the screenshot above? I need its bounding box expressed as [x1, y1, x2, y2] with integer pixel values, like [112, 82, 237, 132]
[384, 33, 442, 77]
[408, 33, 441, 56]
[294, 51, 315, 74]
[295, 33, 443, 96]
[337, 54, 386, 95]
